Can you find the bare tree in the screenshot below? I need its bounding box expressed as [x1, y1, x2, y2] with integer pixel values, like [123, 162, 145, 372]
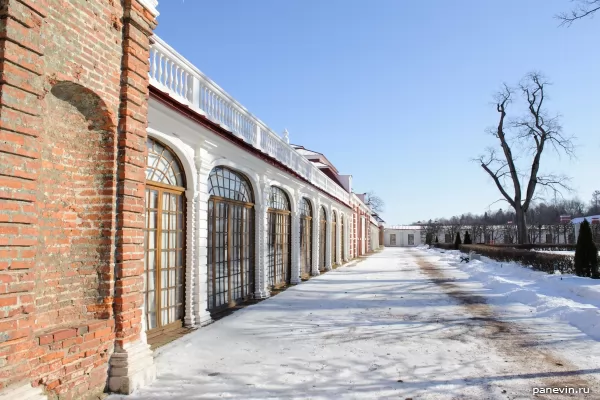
[364, 191, 385, 213]
[557, 0, 600, 25]
[590, 190, 600, 214]
[476, 72, 575, 244]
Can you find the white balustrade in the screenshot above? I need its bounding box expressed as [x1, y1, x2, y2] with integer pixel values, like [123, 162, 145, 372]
[149, 35, 350, 204]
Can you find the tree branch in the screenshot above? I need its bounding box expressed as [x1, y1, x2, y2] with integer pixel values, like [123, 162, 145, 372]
[557, 0, 600, 25]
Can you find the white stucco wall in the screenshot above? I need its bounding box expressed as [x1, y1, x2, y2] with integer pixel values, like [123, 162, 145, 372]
[148, 98, 353, 330]
[369, 224, 380, 251]
[384, 229, 421, 247]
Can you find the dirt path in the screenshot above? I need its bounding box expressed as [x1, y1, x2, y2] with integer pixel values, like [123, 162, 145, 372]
[413, 249, 599, 399]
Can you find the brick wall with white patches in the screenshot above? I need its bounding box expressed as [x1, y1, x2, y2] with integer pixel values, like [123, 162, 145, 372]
[0, 0, 157, 398]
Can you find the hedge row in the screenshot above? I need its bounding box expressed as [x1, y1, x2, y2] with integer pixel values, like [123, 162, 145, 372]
[484, 243, 576, 252]
[458, 244, 574, 274]
[433, 243, 456, 250]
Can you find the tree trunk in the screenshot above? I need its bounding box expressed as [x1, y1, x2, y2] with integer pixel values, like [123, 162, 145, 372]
[515, 206, 529, 244]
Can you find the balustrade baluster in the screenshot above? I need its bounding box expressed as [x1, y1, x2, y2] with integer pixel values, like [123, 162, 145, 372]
[166, 59, 172, 88]
[177, 68, 183, 96]
[150, 39, 352, 203]
[158, 54, 164, 86]
[174, 66, 180, 95]
[150, 49, 156, 79]
[208, 90, 214, 119]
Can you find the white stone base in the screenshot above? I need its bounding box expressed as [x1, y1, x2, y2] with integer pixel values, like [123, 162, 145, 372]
[0, 382, 46, 400]
[311, 270, 320, 276]
[108, 340, 156, 395]
[254, 289, 270, 299]
[196, 309, 213, 326]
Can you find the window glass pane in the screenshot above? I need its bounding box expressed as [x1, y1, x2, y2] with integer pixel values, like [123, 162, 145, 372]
[176, 250, 183, 267]
[161, 290, 167, 309]
[148, 231, 156, 250]
[169, 269, 175, 287]
[162, 212, 169, 230]
[161, 264, 168, 285]
[148, 211, 157, 229]
[169, 251, 175, 268]
[148, 312, 156, 329]
[147, 268, 155, 290]
[147, 290, 155, 312]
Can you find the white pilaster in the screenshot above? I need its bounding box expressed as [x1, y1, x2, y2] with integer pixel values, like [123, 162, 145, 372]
[311, 198, 320, 276]
[325, 204, 333, 271]
[254, 181, 270, 298]
[108, 340, 156, 394]
[184, 189, 196, 327]
[290, 194, 301, 284]
[194, 148, 213, 326]
[337, 213, 342, 265]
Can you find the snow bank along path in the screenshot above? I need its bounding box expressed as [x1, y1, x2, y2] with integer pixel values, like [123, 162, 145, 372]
[424, 247, 600, 341]
[109, 248, 600, 399]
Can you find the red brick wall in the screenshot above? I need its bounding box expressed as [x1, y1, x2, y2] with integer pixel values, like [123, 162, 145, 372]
[0, 0, 156, 398]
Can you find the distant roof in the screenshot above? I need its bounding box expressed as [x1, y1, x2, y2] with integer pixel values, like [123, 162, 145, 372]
[372, 213, 385, 223]
[291, 144, 339, 174]
[387, 225, 423, 230]
[571, 215, 600, 224]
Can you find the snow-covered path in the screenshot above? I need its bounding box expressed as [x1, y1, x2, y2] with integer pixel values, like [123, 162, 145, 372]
[111, 248, 600, 399]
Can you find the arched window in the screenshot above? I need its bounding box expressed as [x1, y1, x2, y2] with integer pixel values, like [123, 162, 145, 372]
[319, 206, 327, 271]
[146, 139, 185, 187]
[267, 187, 291, 288]
[299, 198, 313, 279]
[144, 138, 186, 333]
[207, 167, 255, 314]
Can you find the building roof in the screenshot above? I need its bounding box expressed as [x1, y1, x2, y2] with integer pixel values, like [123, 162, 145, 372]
[291, 145, 340, 174]
[387, 225, 423, 230]
[571, 215, 600, 224]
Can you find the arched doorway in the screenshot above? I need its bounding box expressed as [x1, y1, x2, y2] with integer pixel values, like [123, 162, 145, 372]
[331, 211, 337, 266]
[299, 198, 313, 279]
[207, 166, 255, 314]
[144, 137, 186, 334]
[267, 187, 291, 288]
[319, 206, 327, 272]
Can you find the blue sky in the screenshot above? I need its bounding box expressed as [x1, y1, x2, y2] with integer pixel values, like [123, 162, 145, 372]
[155, 1, 600, 224]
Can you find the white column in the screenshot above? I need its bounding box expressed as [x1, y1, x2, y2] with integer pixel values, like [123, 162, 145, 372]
[343, 215, 349, 262]
[254, 181, 270, 298]
[325, 204, 333, 271]
[311, 198, 320, 276]
[184, 189, 196, 327]
[194, 148, 212, 326]
[336, 214, 342, 265]
[290, 194, 301, 284]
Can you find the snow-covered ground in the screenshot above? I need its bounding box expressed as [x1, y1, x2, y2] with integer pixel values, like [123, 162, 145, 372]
[533, 250, 577, 255]
[109, 248, 600, 399]
[427, 247, 600, 341]
[533, 250, 600, 256]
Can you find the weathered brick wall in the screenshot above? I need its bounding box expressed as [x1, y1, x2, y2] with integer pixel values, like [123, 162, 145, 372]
[0, 0, 156, 398]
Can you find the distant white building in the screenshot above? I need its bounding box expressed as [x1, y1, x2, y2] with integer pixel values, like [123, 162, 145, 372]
[384, 226, 423, 247]
[572, 215, 600, 242]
